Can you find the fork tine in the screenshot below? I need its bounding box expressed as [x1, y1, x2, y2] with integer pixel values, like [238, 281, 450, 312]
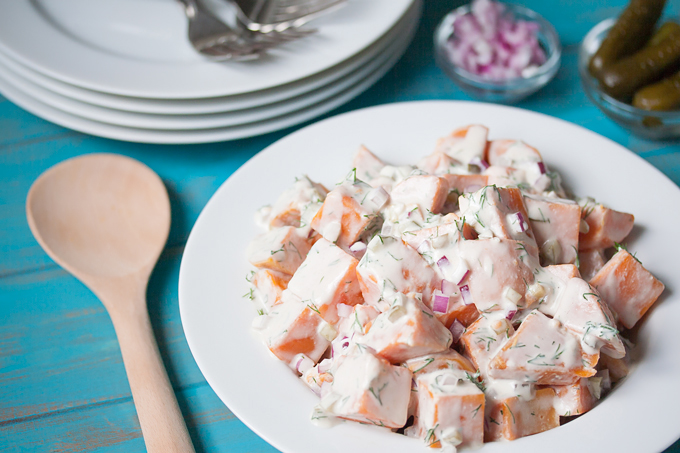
[271, 0, 346, 22]
[254, 27, 315, 43]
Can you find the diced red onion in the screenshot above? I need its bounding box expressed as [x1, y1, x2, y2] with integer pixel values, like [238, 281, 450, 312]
[441, 279, 457, 296]
[336, 303, 353, 318]
[437, 255, 451, 270]
[449, 319, 466, 343]
[514, 212, 528, 232]
[537, 161, 546, 174]
[295, 355, 313, 374]
[506, 309, 517, 321]
[470, 156, 490, 170]
[459, 284, 474, 305]
[448, 0, 547, 81]
[433, 293, 449, 313]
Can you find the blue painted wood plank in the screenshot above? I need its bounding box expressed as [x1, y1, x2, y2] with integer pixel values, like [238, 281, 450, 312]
[1, 382, 277, 453]
[0, 99, 74, 148]
[0, 246, 206, 423]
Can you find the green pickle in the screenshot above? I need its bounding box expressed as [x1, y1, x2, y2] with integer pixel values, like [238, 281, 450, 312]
[599, 29, 680, 100]
[647, 21, 680, 47]
[633, 70, 680, 110]
[588, 0, 666, 78]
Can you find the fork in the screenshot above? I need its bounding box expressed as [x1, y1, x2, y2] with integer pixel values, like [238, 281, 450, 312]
[231, 0, 347, 33]
[177, 0, 309, 60]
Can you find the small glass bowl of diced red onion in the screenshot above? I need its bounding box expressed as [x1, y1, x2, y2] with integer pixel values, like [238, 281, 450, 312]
[435, 0, 561, 103]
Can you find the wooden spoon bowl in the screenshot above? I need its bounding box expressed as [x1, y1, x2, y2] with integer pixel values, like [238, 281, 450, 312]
[26, 153, 194, 453]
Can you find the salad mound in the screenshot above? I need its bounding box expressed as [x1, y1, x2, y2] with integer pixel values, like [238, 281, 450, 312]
[244, 124, 664, 451]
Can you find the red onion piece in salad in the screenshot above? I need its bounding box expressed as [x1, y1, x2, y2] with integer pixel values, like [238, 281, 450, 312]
[470, 156, 490, 170]
[441, 279, 457, 296]
[460, 284, 474, 305]
[537, 161, 546, 174]
[514, 211, 528, 233]
[449, 319, 466, 343]
[433, 293, 450, 313]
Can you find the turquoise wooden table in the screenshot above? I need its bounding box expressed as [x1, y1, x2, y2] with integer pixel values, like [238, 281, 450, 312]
[1, 1, 679, 451]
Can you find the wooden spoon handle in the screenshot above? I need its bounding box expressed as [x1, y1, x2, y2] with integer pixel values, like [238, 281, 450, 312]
[111, 299, 195, 453]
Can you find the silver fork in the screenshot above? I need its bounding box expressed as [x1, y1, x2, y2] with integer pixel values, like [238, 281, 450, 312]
[231, 0, 347, 33]
[177, 0, 309, 60]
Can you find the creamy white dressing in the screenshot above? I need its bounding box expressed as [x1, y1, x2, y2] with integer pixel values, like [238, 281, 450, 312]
[357, 235, 437, 311]
[286, 237, 361, 325]
[321, 345, 412, 428]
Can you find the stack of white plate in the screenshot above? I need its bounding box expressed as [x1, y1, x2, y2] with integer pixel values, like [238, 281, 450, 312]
[0, 0, 420, 144]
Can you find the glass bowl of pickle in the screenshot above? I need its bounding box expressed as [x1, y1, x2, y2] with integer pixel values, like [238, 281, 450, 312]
[579, 0, 680, 140]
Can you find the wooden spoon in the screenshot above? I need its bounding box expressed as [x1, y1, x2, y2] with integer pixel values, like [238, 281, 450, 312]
[26, 153, 195, 453]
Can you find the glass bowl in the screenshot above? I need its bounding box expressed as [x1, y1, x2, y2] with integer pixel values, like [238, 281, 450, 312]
[434, 3, 561, 104]
[579, 18, 680, 140]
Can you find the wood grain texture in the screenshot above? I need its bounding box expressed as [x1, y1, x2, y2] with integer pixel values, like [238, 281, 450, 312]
[1, 383, 276, 453]
[1, 0, 679, 451]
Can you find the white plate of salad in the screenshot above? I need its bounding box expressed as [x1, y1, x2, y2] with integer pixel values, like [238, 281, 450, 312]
[179, 101, 680, 453]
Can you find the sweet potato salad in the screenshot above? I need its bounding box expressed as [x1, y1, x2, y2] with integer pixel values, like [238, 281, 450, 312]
[244, 125, 664, 451]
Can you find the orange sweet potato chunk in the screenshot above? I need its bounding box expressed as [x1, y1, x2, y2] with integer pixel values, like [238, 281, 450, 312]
[460, 316, 514, 376]
[351, 145, 386, 183]
[286, 238, 363, 325]
[434, 125, 488, 164]
[579, 203, 634, 250]
[406, 350, 477, 376]
[590, 249, 665, 329]
[251, 268, 291, 311]
[360, 293, 452, 363]
[524, 195, 580, 265]
[457, 238, 538, 313]
[441, 174, 490, 195]
[548, 378, 597, 417]
[390, 175, 449, 214]
[458, 186, 538, 251]
[488, 311, 596, 385]
[325, 349, 411, 428]
[486, 139, 542, 167]
[264, 296, 332, 366]
[486, 388, 559, 441]
[411, 370, 485, 448]
[417, 151, 461, 175]
[247, 226, 313, 275]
